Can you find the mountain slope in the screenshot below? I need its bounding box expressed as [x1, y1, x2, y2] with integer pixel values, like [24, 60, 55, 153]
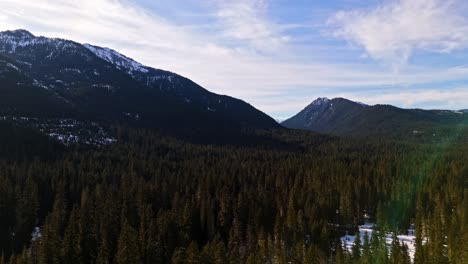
[282, 97, 468, 138]
[0, 29, 279, 132]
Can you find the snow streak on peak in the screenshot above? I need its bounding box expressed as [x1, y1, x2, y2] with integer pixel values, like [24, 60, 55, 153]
[311, 97, 330, 106]
[83, 44, 149, 74]
[310, 97, 369, 107]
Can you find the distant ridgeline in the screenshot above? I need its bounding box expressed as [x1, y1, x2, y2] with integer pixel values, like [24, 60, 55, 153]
[282, 97, 468, 141]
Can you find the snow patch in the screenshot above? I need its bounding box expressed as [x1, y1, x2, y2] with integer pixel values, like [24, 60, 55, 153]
[33, 79, 49, 90]
[92, 84, 115, 92]
[6, 63, 19, 71]
[84, 44, 149, 74]
[341, 223, 419, 262]
[31, 227, 41, 241]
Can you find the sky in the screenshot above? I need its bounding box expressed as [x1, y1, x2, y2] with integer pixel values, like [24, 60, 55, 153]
[0, 0, 468, 119]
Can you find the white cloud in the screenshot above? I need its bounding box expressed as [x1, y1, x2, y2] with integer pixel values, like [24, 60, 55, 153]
[214, 0, 288, 51]
[338, 87, 468, 110]
[329, 0, 468, 67]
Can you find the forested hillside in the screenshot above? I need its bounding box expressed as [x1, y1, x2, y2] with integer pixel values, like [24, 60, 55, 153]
[282, 97, 468, 140]
[0, 123, 466, 263]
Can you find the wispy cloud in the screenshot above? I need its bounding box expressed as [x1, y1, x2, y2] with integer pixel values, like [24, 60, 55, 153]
[214, 0, 288, 52]
[339, 87, 468, 110]
[329, 0, 468, 68]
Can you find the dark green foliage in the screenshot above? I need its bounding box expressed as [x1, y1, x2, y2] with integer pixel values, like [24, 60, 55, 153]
[0, 125, 466, 263]
[351, 231, 361, 260]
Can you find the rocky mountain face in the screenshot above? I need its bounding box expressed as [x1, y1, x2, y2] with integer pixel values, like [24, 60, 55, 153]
[0, 29, 279, 136]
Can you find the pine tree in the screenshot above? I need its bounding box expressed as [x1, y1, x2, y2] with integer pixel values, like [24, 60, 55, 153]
[376, 201, 386, 231]
[389, 234, 400, 264]
[14, 173, 39, 252]
[429, 199, 449, 264]
[115, 219, 141, 264]
[185, 241, 200, 264]
[335, 244, 345, 264]
[361, 231, 371, 264]
[351, 230, 361, 260]
[62, 207, 81, 264]
[400, 243, 411, 264]
[171, 248, 186, 264]
[212, 238, 227, 264]
[414, 218, 425, 264]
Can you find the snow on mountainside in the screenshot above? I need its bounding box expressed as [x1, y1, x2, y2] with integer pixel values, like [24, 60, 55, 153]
[0, 29, 148, 76]
[0, 29, 80, 54]
[83, 44, 149, 74]
[311, 97, 330, 106]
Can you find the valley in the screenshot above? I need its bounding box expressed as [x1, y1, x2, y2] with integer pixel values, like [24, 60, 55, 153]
[0, 29, 466, 264]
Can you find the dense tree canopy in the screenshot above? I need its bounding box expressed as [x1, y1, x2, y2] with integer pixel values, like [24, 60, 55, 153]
[0, 124, 466, 263]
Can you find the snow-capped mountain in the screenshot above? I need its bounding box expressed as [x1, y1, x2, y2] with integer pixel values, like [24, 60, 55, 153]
[0, 29, 80, 54]
[282, 97, 468, 138]
[0, 29, 279, 133]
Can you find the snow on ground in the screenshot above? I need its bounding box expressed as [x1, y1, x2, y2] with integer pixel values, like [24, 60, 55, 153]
[31, 227, 41, 241]
[341, 222, 417, 261]
[1, 116, 116, 146]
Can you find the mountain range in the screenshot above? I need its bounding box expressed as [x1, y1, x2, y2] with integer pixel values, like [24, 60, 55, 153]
[0, 29, 467, 143]
[0, 29, 279, 134]
[282, 97, 468, 139]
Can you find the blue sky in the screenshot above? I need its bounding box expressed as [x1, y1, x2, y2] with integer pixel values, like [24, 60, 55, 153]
[1, 0, 468, 118]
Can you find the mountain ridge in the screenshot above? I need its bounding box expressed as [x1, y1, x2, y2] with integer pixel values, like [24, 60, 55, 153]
[0, 29, 280, 133]
[282, 97, 468, 138]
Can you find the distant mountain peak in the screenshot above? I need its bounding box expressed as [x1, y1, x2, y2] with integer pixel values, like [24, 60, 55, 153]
[311, 97, 330, 106]
[307, 97, 368, 109]
[0, 29, 81, 55]
[283, 96, 468, 138]
[0, 29, 35, 38]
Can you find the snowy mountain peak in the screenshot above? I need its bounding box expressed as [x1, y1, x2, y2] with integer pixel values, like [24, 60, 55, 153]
[0, 29, 149, 76]
[83, 44, 149, 74]
[0, 29, 35, 38]
[0, 29, 80, 54]
[311, 97, 330, 106]
[310, 97, 368, 108]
